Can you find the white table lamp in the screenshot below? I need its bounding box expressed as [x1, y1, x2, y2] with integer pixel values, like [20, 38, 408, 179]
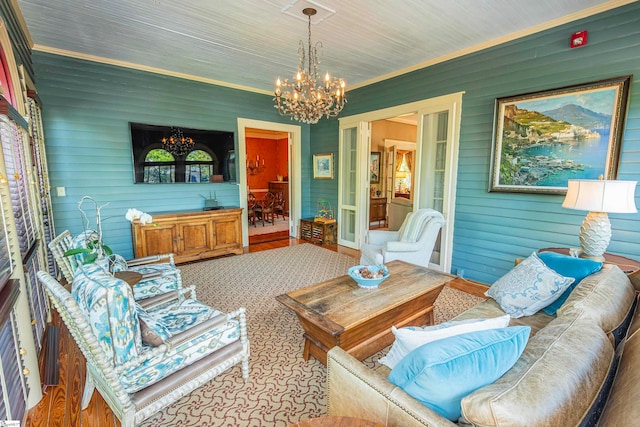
[562, 179, 637, 261]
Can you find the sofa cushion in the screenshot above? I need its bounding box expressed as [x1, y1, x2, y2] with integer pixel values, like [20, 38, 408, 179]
[452, 298, 554, 337]
[537, 251, 603, 315]
[72, 262, 143, 365]
[558, 264, 636, 342]
[461, 318, 614, 427]
[136, 304, 172, 347]
[485, 252, 574, 318]
[388, 326, 530, 421]
[69, 229, 104, 265]
[379, 315, 510, 369]
[120, 311, 240, 393]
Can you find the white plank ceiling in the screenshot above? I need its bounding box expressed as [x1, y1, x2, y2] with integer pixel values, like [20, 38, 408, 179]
[15, 0, 634, 94]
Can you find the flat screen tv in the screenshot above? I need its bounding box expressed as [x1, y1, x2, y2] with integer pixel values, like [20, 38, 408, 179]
[130, 122, 236, 184]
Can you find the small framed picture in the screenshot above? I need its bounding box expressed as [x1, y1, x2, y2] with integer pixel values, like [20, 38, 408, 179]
[370, 152, 381, 183]
[313, 153, 334, 180]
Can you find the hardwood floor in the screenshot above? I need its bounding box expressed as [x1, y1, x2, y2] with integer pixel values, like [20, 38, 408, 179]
[25, 238, 359, 427]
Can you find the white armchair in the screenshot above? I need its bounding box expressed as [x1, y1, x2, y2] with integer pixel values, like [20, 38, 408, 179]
[360, 208, 445, 268]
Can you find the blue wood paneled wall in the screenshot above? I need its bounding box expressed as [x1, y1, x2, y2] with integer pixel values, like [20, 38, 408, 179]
[32, 4, 639, 281]
[310, 3, 640, 283]
[33, 52, 309, 258]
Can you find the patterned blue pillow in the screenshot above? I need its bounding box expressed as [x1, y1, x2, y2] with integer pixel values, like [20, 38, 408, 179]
[136, 304, 172, 347]
[485, 252, 574, 318]
[538, 252, 603, 315]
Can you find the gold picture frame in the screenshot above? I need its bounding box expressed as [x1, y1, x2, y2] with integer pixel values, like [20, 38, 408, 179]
[489, 76, 631, 194]
[313, 153, 334, 180]
[370, 152, 381, 183]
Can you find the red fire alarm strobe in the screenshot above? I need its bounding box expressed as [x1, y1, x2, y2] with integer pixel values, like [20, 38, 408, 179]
[570, 30, 588, 48]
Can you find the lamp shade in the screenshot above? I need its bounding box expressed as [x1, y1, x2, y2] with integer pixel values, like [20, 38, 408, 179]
[562, 180, 637, 213]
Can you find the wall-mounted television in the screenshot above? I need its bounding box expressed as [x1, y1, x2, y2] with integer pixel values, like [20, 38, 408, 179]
[130, 122, 236, 184]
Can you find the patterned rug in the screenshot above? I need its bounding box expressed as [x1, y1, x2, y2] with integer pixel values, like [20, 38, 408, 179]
[140, 244, 483, 427]
[248, 216, 289, 236]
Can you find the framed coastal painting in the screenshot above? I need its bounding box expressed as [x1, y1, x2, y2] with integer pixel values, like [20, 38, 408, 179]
[313, 153, 334, 180]
[370, 152, 381, 183]
[489, 76, 631, 194]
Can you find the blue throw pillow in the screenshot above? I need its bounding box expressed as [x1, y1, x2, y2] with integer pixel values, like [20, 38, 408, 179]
[388, 326, 530, 421]
[538, 251, 603, 315]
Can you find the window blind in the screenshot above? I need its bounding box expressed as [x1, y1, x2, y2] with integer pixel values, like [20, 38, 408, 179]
[0, 115, 37, 256]
[27, 97, 56, 274]
[23, 248, 46, 352]
[0, 314, 28, 421]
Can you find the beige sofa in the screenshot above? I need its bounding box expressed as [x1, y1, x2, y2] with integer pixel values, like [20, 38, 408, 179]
[327, 264, 639, 426]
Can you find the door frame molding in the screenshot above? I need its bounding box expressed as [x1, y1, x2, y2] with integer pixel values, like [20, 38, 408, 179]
[338, 91, 464, 272]
[237, 118, 302, 248]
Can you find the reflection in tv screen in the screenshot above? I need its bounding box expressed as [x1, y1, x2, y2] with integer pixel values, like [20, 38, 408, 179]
[129, 122, 236, 184]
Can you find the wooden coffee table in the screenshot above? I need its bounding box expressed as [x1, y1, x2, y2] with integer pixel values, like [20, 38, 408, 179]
[276, 260, 452, 365]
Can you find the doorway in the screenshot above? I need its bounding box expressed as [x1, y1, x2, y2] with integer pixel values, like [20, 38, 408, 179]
[368, 116, 418, 234]
[237, 118, 302, 249]
[337, 92, 463, 272]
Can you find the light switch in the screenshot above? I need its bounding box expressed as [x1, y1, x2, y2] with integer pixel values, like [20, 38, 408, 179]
[56, 187, 66, 197]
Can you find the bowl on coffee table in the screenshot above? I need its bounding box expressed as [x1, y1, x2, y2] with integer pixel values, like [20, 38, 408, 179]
[348, 265, 389, 289]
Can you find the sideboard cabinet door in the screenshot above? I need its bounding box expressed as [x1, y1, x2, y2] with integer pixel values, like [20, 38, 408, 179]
[132, 208, 243, 264]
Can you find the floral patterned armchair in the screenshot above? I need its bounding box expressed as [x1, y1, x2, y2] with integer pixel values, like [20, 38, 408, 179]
[37, 262, 249, 426]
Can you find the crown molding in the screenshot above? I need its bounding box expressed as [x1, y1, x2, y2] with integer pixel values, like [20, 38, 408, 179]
[8, 0, 34, 48]
[32, 44, 273, 95]
[349, 0, 638, 90]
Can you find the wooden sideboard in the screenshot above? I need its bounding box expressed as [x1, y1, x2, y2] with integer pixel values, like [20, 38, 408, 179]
[369, 197, 387, 227]
[132, 208, 243, 264]
[269, 181, 289, 214]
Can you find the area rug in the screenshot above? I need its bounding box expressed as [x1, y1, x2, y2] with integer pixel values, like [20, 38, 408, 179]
[140, 244, 483, 427]
[248, 216, 289, 236]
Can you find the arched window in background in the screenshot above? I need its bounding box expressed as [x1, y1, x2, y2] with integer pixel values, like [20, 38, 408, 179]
[144, 149, 175, 183]
[185, 149, 218, 183]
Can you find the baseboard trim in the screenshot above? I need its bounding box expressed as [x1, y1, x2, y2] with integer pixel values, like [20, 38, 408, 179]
[447, 277, 489, 299]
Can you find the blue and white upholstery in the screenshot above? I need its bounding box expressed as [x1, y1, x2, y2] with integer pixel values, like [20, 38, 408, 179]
[49, 229, 182, 301]
[38, 265, 249, 427]
[109, 253, 183, 301]
[360, 208, 445, 268]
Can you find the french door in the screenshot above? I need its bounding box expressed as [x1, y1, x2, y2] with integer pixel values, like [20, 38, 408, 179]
[337, 122, 370, 249]
[338, 92, 463, 271]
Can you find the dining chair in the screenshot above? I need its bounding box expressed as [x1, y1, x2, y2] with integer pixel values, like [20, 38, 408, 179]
[255, 192, 275, 226]
[273, 191, 286, 220]
[247, 192, 258, 227]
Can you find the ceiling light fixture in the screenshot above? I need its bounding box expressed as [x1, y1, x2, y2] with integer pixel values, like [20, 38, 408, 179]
[274, 7, 346, 124]
[161, 127, 195, 156]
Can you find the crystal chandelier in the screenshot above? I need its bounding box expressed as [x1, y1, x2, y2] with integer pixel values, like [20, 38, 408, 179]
[274, 8, 346, 124]
[161, 127, 195, 156]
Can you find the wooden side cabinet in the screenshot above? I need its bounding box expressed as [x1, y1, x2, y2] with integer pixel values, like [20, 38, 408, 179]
[300, 218, 337, 246]
[132, 208, 243, 264]
[369, 197, 387, 227]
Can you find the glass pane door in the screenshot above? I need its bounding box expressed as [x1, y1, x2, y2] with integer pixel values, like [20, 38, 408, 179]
[417, 109, 452, 271]
[338, 126, 358, 248]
